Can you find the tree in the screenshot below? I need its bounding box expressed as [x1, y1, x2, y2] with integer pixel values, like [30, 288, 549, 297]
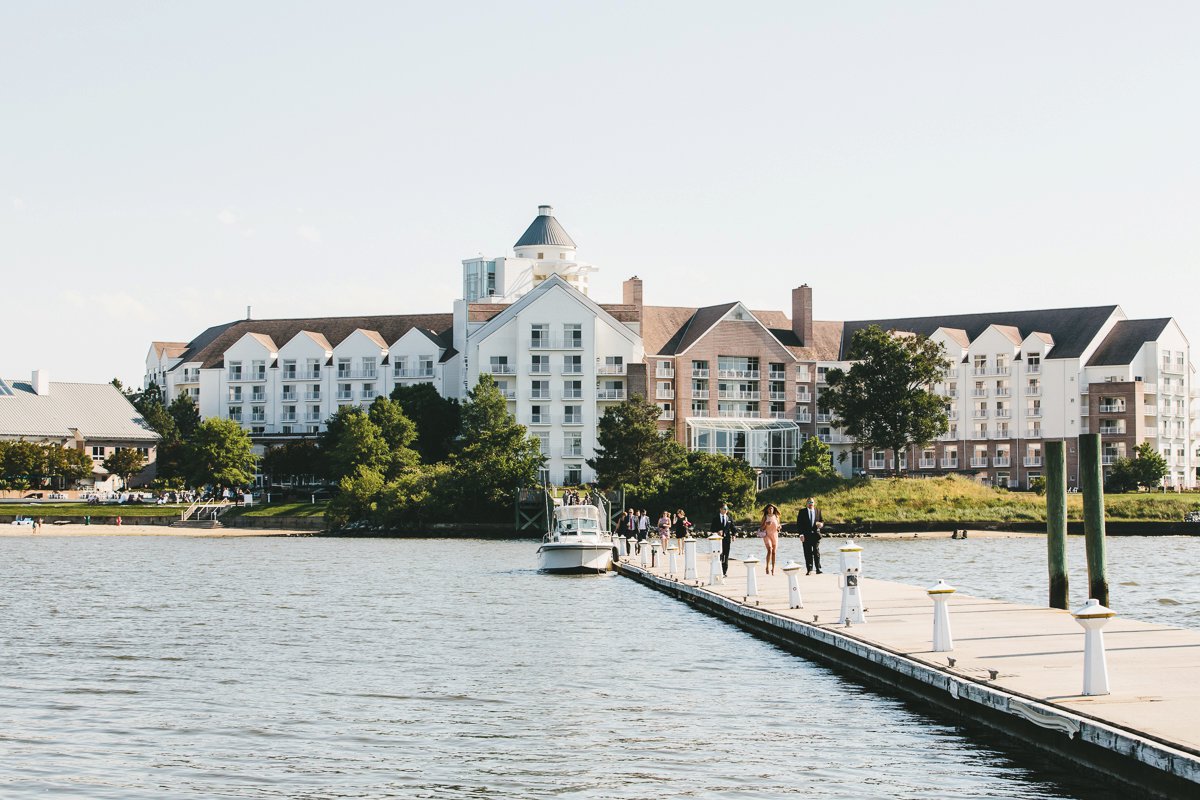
[327, 465, 387, 530]
[44, 446, 93, 487]
[367, 396, 420, 475]
[1, 440, 44, 488]
[391, 383, 462, 463]
[660, 452, 757, 517]
[168, 393, 201, 438]
[587, 394, 686, 498]
[185, 417, 257, 488]
[1128, 441, 1169, 491]
[103, 447, 147, 489]
[261, 440, 323, 485]
[796, 435, 836, 478]
[319, 406, 392, 482]
[823, 325, 949, 475]
[449, 375, 544, 516]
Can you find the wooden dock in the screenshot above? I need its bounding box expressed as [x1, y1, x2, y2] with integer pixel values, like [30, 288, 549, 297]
[618, 544, 1200, 796]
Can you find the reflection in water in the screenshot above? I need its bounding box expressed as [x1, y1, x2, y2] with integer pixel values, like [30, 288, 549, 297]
[0, 536, 1135, 798]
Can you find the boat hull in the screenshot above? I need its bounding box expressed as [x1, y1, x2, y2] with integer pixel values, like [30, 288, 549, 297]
[537, 542, 615, 574]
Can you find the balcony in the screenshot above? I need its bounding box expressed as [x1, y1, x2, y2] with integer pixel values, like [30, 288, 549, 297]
[280, 394, 297, 403]
[560, 389, 583, 401]
[596, 390, 626, 401]
[1025, 385, 1041, 396]
[487, 364, 517, 375]
[993, 366, 1011, 376]
[529, 415, 552, 426]
[971, 389, 988, 398]
[597, 365, 627, 376]
[659, 410, 675, 421]
[795, 372, 811, 382]
[359, 391, 377, 401]
[250, 394, 266, 404]
[1144, 406, 1158, 417]
[692, 389, 710, 400]
[995, 387, 1011, 397]
[1101, 455, 1119, 466]
[336, 369, 377, 380]
[530, 338, 583, 350]
[995, 409, 1011, 418]
[1026, 408, 1042, 418]
[304, 413, 322, 423]
[869, 461, 889, 471]
[972, 367, 989, 377]
[795, 411, 812, 423]
[768, 410, 789, 419]
[994, 457, 1011, 467]
[229, 413, 243, 423]
[718, 390, 760, 401]
[227, 371, 245, 382]
[970, 457, 989, 468]
[561, 364, 583, 375]
[280, 413, 298, 423]
[718, 409, 755, 418]
[303, 370, 322, 380]
[918, 459, 937, 469]
[1026, 429, 1042, 438]
[282, 372, 298, 382]
[945, 389, 958, 398]
[304, 392, 321, 401]
[973, 409, 989, 419]
[395, 369, 435, 379]
[529, 364, 551, 374]
[657, 389, 675, 400]
[795, 391, 812, 403]
[1024, 456, 1043, 467]
[768, 371, 786, 382]
[1161, 362, 1183, 374]
[336, 391, 353, 401]
[1099, 426, 1126, 436]
[946, 411, 959, 420]
[1140, 383, 1157, 394]
[1080, 424, 1090, 434]
[816, 413, 832, 424]
[718, 369, 759, 379]
[768, 391, 787, 402]
[530, 390, 553, 401]
[692, 368, 710, 378]
[1026, 363, 1041, 374]
[562, 414, 584, 425]
[1099, 403, 1125, 413]
[940, 458, 959, 468]
[1143, 426, 1159, 437]
[656, 368, 675, 379]
[816, 372, 827, 383]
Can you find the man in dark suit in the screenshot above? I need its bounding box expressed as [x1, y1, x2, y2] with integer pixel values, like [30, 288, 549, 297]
[796, 497, 824, 574]
[710, 503, 736, 576]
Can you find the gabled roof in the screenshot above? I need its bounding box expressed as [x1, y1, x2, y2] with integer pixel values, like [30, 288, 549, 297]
[0, 380, 159, 442]
[152, 341, 188, 359]
[246, 333, 279, 351]
[514, 209, 576, 248]
[1086, 319, 1173, 367]
[353, 329, 389, 350]
[169, 313, 453, 369]
[281, 330, 334, 352]
[990, 325, 1023, 346]
[932, 327, 971, 348]
[838, 305, 1119, 361]
[470, 273, 639, 349]
[642, 306, 843, 361]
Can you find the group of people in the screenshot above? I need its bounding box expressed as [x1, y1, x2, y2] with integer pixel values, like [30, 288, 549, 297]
[561, 488, 599, 506]
[613, 507, 696, 555]
[709, 498, 825, 578]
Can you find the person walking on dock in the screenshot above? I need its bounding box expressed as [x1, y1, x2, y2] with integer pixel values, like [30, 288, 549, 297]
[760, 504, 781, 575]
[637, 508, 649, 550]
[797, 498, 824, 574]
[711, 503, 736, 577]
[657, 510, 672, 553]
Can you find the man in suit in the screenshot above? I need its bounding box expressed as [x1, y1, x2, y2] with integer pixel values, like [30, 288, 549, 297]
[797, 497, 824, 574]
[710, 503, 736, 576]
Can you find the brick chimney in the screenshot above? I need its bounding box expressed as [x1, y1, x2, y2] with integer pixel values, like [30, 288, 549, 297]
[792, 284, 813, 346]
[623, 275, 644, 328]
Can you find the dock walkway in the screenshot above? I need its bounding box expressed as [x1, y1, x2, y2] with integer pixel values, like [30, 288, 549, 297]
[618, 543, 1200, 795]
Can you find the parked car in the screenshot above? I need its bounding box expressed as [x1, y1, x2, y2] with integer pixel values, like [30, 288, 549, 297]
[11, 517, 34, 526]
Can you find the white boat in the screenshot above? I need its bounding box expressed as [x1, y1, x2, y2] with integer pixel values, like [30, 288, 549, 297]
[538, 504, 616, 574]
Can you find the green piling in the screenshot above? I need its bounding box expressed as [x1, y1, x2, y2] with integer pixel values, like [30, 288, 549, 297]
[1077, 433, 1109, 606]
[1044, 440, 1069, 609]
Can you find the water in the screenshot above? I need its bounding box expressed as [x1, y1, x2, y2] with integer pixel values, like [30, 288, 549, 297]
[767, 534, 1200, 627]
[0, 536, 1146, 798]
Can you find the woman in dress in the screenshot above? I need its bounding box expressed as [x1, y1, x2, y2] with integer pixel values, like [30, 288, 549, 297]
[672, 509, 692, 552]
[657, 510, 673, 554]
[760, 503, 781, 575]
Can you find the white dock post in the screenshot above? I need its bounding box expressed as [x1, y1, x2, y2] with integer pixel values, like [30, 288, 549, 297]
[1073, 599, 1115, 696]
[708, 534, 723, 584]
[639, 538, 649, 568]
[927, 579, 956, 651]
[782, 562, 803, 608]
[742, 556, 760, 600]
[650, 539, 660, 568]
[683, 537, 697, 580]
[667, 543, 679, 577]
[837, 540, 866, 625]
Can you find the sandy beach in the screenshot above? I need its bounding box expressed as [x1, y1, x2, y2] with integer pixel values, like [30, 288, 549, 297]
[0, 523, 311, 538]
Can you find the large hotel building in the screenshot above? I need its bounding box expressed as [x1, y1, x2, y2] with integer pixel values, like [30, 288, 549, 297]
[146, 206, 1198, 490]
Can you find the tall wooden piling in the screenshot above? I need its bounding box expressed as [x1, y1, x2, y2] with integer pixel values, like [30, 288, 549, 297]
[1044, 440, 1069, 609]
[1077, 433, 1109, 606]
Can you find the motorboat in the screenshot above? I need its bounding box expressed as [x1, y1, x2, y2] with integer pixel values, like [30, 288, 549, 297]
[538, 503, 616, 574]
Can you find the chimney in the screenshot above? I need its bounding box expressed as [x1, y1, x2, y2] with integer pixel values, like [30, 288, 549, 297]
[622, 275, 644, 329]
[32, 369, 50, 396]
[247, 305, 252, 320]
[792, 284, 813, 346]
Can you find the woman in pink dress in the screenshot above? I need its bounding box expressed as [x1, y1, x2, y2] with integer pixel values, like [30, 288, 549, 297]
[760, 504, 781, 575]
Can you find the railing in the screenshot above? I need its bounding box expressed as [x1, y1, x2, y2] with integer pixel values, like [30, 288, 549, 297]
[768, 391, 787, 402]
[995, 409, 1011, 418]
[562, 364, 583, 374]
[1101, 455, 1118, 465]
[304, 413, 322, 422]
[281, 413, 298, 422]
[659, 410, 675, 421]
[561, 390, 583, 400]
[498, 389, 516, 400]
[181, 499, 230, 522]
[529, 391, 551, 400]
[529, 364, 550, 374]
[718, 391, 760, 400]
[1143, 426, 1158, 437]
[994, 457, 1010, 467]
[995, 388, 1011, 396]
[919, 459, 937, 469]
[303, 370, 322, 380]
[487, 364, 516, 374]
[336, 392, 353, 400]
[1025, 386, 1041, 396]
[1026, 408, 1042, 418]
[1099, 404, 1125, 413]
[562, 415, 583, 425]
[993, 366, 1011, 376]
[1099, 427, 1125, 435]
[229, 413, 243, 422]
[796, 372, 811, 382]
[657, 389, 675, 399]
[656, 368, 675, 378]
[940, 459, 959, 468]
[228, 371, 244, 382]
[692, 369, 710, 378]
[596, 390, 626, 401]
[1027, 363, 1041, 374]
[281, 394, 298, 403]
[816, 413, 832, 423]
[336, 369, 377, 379]
[304, 392, 321, 400]
[530, 339, 583, 350]
[945, 389, 958, 398]
[562, 447, 584, 458]
[250, 414, 265, 423]
[529, 415, 552, 425]
[1026, 429, 1042, 438]
[972, 367, 988, 376]
[768, 410, 789, 419]
[971, 389, 988, 397]
[973, 410, 989, 418]
[692, 389, 710, 399]
[970, 458, 988, 468]
[795, 411, 812, 423]
[1080, 424, 1090, 434]
[1161, 362, 1183, 374]
[717, 369, 759, 379]
[869, 461, 889, 471]
[249, 395, 266, 403]
[1024, 456, 1042, 467]
[796, 391, 812, 402]
[282, 372, 297, 381]
[768, 372, 786, 382]
[1140, 383, 1158, 394]
[395, 369, 435, 378]
[946, 411, 958, 420]
[816, 372, 827, 383]
[718, 409, 755, 418]
[597, 365, 627, 375]
[359, 391, 377, 400]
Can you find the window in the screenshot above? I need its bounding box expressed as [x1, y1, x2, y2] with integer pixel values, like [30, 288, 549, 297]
[530, 355, 548, 374]
[534, 432, 550, 455]
[282, 360, 297, 380]
[564, 323, 582, 348]
[228, 406, 242, 421]
[338, 383, 352, 400]
[91, 446, 106, 462]
[490, 355, 511, 374]
[563, 405, 582, 424]
[306, 359, 322, 379]
[362, 357, 377, 378]
[530, 404, 548, 424]
[563, 355, 582, 374]
[563, 380, 582, 399]
[563, 432, 583, 457]
[530, 324, 549, 348]
[229, 386, 243, 402]
[564, 464, 582, 485]
[1026, 353, 1041, 372]
[418, 356, 434, 377]
[691, 360, 709, 377]
[227, 361, 242, 380]
[602, 355, 625, 374]
[337, 358, 351, 378]
[537, 252, 544, 260]
[816, 366, 829, 382]
[531, 380, 550, 400]
[251, 360, 266, 380]
[393, 357, 408, 377]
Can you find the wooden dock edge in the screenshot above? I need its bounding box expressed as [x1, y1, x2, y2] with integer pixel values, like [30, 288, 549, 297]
[617, 562, 1200, 798]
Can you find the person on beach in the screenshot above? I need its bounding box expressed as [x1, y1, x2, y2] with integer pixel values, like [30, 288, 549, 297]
[796, 497, 824, 574]
[760, 504, 781, 575]
[711, 503, 736, 577]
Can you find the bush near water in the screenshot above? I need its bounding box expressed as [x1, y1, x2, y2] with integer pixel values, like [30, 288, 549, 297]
[758, 474, 1200, 526]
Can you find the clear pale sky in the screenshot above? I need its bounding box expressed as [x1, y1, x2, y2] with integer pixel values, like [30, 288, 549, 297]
[3, 2, 1197, 386]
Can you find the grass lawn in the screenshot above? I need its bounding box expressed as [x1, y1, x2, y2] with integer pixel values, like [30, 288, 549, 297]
[229, 501, 329, 518]
[0, 503, 188, 518]
[759, 475, 1200, 525]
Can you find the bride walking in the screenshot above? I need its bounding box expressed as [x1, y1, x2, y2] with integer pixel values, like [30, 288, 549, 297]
[759, 504, 781, 575]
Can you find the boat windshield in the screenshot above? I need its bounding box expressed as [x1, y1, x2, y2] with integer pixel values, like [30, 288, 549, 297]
[553, 506, 605, 535]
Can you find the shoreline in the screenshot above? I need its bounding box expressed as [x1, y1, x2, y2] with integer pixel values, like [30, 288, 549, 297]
[0, 523, 310, 538]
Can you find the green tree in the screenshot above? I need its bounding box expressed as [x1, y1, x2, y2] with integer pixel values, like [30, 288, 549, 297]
[103, 447, 147, 489]
[261, 440, 323, 485]
[1, 440, 44, 487]
[44, 446, 93, 487]
[377, 462, 455, 531]
[1128, 441, 1169, 491]
[168, 393, 201, 438]
[367, 396, 420, 475]
[823, 325, 949, 475]
[185, 417, 257, 488]
[327, 465, 387, 530]
[391, 382, 462, 463]
[449, 375, 544, 517]
[796, 435, 836, 478]
[319, 406, 392, 481]
[587, 394, 685, 498]
[661, 451, 757, 517]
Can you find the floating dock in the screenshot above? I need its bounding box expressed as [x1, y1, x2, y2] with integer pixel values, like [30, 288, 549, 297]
[618, 544, 1200, 797]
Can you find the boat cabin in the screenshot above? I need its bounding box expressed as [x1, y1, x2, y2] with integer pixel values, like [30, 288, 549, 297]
[550, 505, 606, 540]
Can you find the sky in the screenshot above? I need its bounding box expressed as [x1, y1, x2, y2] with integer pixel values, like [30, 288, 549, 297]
[2, 1, 1198, 385]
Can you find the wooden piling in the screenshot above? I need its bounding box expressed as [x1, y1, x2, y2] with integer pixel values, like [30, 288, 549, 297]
[1077, 433, 1109, 606]
[1044, 440, 1069, 609]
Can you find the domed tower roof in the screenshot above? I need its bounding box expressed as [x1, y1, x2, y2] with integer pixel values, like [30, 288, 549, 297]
[514, 205, 577, 249]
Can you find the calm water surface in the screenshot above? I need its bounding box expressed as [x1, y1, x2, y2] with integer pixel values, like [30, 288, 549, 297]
[0, 536, 1158, 798]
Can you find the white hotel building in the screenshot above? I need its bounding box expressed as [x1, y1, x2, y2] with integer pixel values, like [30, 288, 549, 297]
[147, 206, 1199, 489]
